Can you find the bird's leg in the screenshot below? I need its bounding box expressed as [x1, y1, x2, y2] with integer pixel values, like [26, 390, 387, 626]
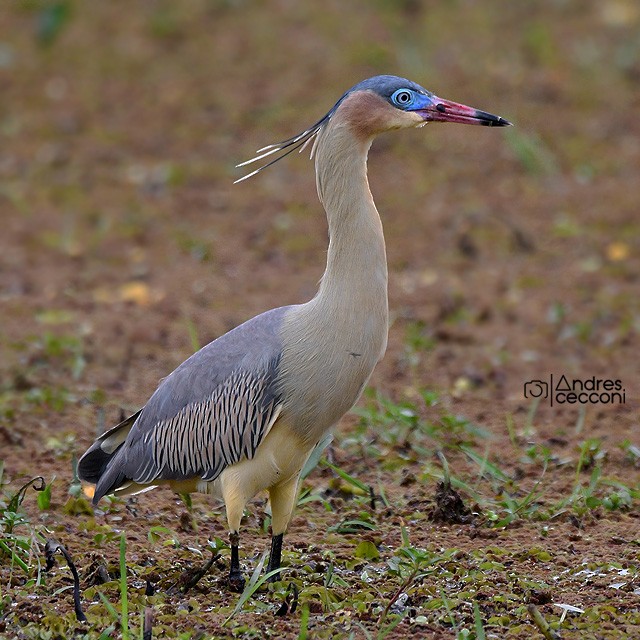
[266, 532, 284, 579]
[266, 475, 301, 582]
[228, 530, 245, 592]
[223, 480, 250, 592]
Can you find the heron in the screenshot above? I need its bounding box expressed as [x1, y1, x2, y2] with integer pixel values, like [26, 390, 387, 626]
[78, 75, 510, 590]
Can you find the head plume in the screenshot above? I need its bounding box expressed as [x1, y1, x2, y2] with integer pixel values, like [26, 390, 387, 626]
[234, 77, 419, 183]
[234, 97, 344, 183]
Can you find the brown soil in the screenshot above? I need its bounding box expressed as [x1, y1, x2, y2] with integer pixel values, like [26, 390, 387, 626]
[1, 2, 639, 639]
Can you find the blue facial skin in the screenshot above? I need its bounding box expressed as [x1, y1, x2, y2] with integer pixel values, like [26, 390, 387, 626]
[312, 75, 435, 128]
[343, 75, 511, 127]
[349, 75, 432, 101]
[345, 75, 434, 111]
[389, 87, 434, 111]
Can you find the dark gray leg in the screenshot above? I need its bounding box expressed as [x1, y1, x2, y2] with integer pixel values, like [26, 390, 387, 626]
[228, 531, 245, 592]
[266, 532, 284, 582]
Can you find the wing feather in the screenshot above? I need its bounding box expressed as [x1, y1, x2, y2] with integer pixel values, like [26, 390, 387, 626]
[89, 306, 289, 502]
[95, 361, 282, 499]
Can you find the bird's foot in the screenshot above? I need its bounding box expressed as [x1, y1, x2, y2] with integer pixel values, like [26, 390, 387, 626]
[227, 570, 245, 593]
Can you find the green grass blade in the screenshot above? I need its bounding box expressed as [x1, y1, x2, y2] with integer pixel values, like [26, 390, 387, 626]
[473, 601, 486, 640]
[120, 533, 129, 640]
[460, 445, 511, 483]
[224, 552, 285, 625]
[298, 604, 310, 640]
[301, 433, 333, 480]
[0, 540, 30, 573]
[323, 461, 369, 493]
[98, 591, 120, 621]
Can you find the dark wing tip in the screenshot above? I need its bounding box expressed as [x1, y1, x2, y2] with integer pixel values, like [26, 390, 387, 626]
[93, 468, 127, 504]
[77, 445, 110, 485]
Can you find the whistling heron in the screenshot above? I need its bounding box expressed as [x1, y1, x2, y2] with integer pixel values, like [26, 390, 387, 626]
[78, 75, 510, 590]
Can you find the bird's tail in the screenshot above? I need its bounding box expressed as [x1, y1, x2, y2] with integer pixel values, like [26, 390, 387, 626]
[77, 409, 141, 503]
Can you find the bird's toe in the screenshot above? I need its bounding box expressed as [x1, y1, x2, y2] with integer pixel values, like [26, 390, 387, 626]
[227, 571, 246, 593]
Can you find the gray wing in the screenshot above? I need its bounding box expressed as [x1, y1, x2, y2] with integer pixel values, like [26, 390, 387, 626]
[90, 306, 289, 502]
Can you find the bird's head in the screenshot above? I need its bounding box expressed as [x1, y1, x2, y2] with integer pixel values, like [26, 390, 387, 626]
[336, 75, 511, 138]
[236, 75, 510, 182]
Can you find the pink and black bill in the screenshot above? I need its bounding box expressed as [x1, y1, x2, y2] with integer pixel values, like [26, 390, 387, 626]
[412, 96, 511, 127]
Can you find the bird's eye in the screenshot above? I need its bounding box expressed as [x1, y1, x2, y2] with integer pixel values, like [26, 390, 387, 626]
[391, 89, 414, 108]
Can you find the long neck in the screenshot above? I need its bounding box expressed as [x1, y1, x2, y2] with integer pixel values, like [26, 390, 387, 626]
[312, 120, 388, 314]
[277, 117, 390, 442]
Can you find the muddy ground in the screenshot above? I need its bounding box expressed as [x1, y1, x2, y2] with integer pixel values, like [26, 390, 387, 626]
[1, 2, 639, 639]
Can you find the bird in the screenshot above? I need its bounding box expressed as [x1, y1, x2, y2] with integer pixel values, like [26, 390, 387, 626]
[78, 75, 510, 591]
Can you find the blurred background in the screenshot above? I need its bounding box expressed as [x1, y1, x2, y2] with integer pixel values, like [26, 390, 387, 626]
[2, 0, 638, 423]
[1, 1, 639, 635]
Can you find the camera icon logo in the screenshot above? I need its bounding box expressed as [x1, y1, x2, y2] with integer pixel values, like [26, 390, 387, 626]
[524, 380, 549, 399]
